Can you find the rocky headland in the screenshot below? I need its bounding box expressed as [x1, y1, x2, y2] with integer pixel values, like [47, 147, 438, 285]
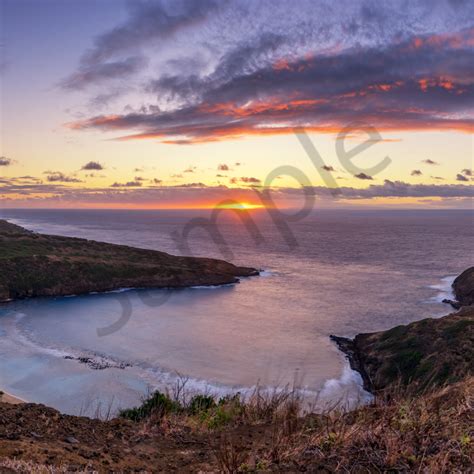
[0, 220, 258, 302]
[331, 267, 474, 394]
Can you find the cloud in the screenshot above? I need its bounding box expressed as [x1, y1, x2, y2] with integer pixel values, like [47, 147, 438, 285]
[422, 159, 439, 165]
[218, 164, 229, 171]
[89, 0, 223, 63]
[1, 180, 473, 210]
[431, 176, 445, 180]
[110, 180, 143, 187]
[411, 170, 423, 176]
[322, 165, 335, 171]
[81, 161, 104, 171]
[62, 0, 224, 90]
[355, 172, 373, 180]
[45, 172, 82, 183]
[184, 166, 196, 173]
[152, 178, 162, 185]
[456, 173, 469, 181]
[231, 177, 261, 184]
[0, 156, 12, 166]
[62, 56, 146, 90]
[461, 168, 472, 176]
[68, 22, 474, 143]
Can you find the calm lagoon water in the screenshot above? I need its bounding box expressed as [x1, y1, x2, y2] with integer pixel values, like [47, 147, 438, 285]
[0, 209, 472, 415]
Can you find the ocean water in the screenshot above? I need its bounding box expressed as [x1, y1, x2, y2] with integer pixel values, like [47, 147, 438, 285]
[0, 208, 472, 415]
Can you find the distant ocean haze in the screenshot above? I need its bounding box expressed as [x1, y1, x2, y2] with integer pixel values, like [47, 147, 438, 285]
[0, 208, 472, 415]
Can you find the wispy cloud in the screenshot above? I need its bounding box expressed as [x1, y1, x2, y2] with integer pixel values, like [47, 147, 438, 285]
[61, 56, 146, 90]
[61, 0, 223, 90]
[45, 171, 82, 183]
[1, 181, 473, 209]
[110, 180, 143, 188]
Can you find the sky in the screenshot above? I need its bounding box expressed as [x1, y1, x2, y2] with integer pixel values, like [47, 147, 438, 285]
[0, 0, 473, 209]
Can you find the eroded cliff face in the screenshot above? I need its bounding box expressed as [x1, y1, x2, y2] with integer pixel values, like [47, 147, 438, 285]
[453, 266, 474, 306]
[0, 220, 258, 302]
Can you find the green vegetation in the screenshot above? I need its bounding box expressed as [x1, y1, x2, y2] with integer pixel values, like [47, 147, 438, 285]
[119, 391, 181, 422]
[0, 220, 257, 301]
[119, 390, 245, 430]
[353, 305, 474, 393]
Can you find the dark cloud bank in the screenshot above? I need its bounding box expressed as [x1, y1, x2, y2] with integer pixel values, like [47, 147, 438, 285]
[64, 1, 474, 143]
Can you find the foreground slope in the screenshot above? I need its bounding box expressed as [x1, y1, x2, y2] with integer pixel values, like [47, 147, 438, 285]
[0, 377, 472, 472]
[0, 220, 258, 302]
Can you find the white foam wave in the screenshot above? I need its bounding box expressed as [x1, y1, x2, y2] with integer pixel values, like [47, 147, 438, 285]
[189, 283, 236, 290]
[427, 275, 456, 303]
[318, 364, 373, 411]
[6, 312, 372, 412]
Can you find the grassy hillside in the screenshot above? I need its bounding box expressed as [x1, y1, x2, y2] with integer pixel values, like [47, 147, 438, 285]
[332, 305, 474, 394]
[0, 220, 258, 301]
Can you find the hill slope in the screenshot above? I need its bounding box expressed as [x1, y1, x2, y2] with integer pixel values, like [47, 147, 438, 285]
[332, 305, 474, 393]
[0, 220, 258, 302]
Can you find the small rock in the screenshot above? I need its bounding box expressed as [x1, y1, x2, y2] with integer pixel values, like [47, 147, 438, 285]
[442, 298, 462, 310]
[65, 436, 80, 444]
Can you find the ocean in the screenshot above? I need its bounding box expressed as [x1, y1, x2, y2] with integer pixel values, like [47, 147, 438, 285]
[0, 208, 472, 416]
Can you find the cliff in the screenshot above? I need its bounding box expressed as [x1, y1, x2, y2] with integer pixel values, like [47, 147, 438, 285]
[453, 266, 474, 306]
[0, 220, 258, 302]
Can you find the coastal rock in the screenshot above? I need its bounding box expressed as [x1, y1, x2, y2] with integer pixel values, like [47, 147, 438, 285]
[442, 298, 462, 310]
[63, 355, 131, 370]
[329, 335, 372, 392]
[452, 266, 474, 306]
[0, 220, 259, 303]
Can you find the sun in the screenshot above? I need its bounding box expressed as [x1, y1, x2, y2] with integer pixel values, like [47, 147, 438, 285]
[216, 201, 265, 210]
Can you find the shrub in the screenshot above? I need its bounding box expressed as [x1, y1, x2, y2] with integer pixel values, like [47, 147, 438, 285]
[119, 391, 180, 422]
[189, 394, 216, 414]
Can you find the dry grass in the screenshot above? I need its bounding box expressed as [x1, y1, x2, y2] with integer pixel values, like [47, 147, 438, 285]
[1, 377, 471, 472]
[121, 376, 472, 471]
[0, 459, 96, 473]
[206, 377, 473, 472]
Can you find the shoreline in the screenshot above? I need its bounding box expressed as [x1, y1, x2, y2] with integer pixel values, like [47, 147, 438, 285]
[0, 389, 26, 405]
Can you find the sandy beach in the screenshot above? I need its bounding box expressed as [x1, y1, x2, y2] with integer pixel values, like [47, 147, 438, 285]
[0, 390, 25, 405]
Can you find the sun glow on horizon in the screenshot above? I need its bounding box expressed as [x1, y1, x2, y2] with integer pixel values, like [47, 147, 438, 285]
[215, 201, 266, 210]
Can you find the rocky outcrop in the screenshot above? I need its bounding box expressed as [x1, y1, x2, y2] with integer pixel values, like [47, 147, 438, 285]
[332, 306, 474, 394]
[453, 266, 474, 306]
[331, 268, 474, 394]
[0, 220, 259, 302]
